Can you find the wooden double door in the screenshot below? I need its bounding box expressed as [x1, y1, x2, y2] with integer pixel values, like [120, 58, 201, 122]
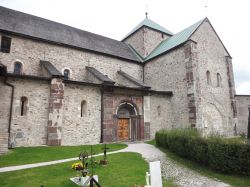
[117, 118, 129, 141]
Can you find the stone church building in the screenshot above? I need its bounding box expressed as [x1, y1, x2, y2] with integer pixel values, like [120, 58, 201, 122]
[0, 6, 243, 153]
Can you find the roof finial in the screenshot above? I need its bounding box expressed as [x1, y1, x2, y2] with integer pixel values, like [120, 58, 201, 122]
[204, 0, 208, 17]
[145, 3, 149, 19]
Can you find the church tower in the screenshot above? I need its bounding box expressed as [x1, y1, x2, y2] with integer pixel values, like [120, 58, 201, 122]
[122, 16, 173, 58]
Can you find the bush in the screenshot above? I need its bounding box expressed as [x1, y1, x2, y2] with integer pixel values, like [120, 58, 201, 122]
[155, 128, 250, 176]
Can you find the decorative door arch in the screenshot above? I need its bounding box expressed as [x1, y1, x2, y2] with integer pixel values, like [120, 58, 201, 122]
[116, 101, 142, 141]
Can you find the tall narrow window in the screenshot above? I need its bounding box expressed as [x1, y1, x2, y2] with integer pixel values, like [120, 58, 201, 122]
[14, 62, 22, 74]
[81, 100, 87, 117]
[1, 36, 11, 53]
[64, 69, 70, 80]
[217, 73, 222, 87]
[20, 96, 28, 116]
[157, 105, 161, 116]
[206, 70, 211, 85]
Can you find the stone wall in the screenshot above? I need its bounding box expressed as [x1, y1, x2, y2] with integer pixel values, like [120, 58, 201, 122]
[148, 94, 173, 138]
[235, 95, 250, 135]
[0, 77, 11, 133]
[102, 89, 144, 142]
[0, 33, 143, 83]
[5, 78, 50, 146]
[47, 78, 64, 146]
[143, 27, 169, 57]
[62, 84, 101, 145]
[0, 78, 10, 153]
[124, 27, 169, 58]
[190, 20, 235, 136]
[144, 47, 189, 128]
[123, 29, 145, 57]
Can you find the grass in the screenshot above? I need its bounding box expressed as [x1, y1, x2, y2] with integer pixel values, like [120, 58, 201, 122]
[0, 152, 149, 187]
[0, 143, 127, 167]
[224, 136, 249, 144]
[146, 140, 250, 187]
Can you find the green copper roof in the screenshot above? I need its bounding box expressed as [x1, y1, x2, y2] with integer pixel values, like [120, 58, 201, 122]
[145, 18, 206, 61]
[122, 18, 174, 41]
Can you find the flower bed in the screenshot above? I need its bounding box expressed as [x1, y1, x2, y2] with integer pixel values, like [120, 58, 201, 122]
[156, 128, 250, 176]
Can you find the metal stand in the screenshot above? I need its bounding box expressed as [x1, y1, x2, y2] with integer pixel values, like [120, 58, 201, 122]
[82, 176, 101, 187]
[103, 144, 109, 160]
[89, 145, 101, 187]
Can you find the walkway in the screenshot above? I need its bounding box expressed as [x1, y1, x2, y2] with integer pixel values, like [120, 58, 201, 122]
[120, 143, 231, 187]
[0, 143, 230, 187]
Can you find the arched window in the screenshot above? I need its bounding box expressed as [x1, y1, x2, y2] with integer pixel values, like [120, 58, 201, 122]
[20, 96, 28, 116]
[64, 69, 70, 80]
[217, 73, 222, 87]
[81, 100, 87, 117]
[14, 62, 22, 74]
[157, 106, 161, 116]
[206, 70, 211, 85]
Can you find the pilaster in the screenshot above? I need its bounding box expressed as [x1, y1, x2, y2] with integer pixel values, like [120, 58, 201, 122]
[184, 41, 198, 127]
[47, 78, 64, 146]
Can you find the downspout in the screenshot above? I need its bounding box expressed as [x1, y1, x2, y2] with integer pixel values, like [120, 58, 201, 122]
[4, 76, 15, 148]
[142, 64, 145, 141]
[100, 86, 104, 143]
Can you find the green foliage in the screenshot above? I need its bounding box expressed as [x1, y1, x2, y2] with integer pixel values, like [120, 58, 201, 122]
[156, 128, 250, 176]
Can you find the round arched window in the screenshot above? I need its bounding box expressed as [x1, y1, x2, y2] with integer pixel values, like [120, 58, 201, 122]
[63, 69, 70, 80]
[14, 62, 23, 74]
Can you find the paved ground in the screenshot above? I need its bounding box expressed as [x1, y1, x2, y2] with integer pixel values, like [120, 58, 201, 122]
[0, 143, 231, 187]
[120, 143, 231, 187]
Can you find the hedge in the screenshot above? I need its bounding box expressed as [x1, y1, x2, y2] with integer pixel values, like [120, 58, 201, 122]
[155, 129, 250, 176]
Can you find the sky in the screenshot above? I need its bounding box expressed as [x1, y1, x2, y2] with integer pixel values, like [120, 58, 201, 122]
[0, 0, 249, 94]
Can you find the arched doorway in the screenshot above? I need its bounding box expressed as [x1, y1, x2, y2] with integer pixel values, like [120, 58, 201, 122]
[116, 102, 141, 141]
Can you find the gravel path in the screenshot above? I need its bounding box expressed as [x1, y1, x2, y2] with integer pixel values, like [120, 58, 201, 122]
[121, 143, 230, 187]
[0, 142, 231, 187]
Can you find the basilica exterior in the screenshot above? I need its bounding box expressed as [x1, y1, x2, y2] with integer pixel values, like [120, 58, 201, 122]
[0, 6, 241, 154]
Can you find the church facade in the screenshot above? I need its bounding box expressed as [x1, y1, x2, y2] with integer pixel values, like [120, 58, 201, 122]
[0, 6, 239, 153]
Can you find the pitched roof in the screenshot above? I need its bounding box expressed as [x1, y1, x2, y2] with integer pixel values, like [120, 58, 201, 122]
[117, 70, 151, 89]
[0, 62, 7, 76]
[122, 18, 173, 41]
[145, 18, 206, 61]
[0, 6, 140, 62]
[40, 60, 63, 77]
[86, 66, 115, 85]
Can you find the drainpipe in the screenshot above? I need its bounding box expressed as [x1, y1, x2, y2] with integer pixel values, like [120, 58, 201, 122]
[248, 106, 250, 140]
[142, 64, 145, 83]
[4, 76, 15, 148]
[100, 86, 104, 143]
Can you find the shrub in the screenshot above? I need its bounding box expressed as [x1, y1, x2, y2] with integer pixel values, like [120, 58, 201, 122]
[155, 128, 250, 176]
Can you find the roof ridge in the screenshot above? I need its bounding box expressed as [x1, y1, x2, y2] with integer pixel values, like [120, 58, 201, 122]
[122, 18, 173, 41]
[0, 6, 126, 45]
[0, 6, 141, 62]
[144, 18, 206, 61]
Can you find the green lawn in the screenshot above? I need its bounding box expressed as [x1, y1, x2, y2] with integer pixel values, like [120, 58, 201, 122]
[0, 152, 148, 187]
[146, 140, 250, 187]
[0, 143, 127, 167]
[224, 136, 249, 144]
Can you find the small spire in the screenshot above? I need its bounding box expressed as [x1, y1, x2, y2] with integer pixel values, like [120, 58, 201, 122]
[204, 0, 208, 17]
[145, 3, 149, 19]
